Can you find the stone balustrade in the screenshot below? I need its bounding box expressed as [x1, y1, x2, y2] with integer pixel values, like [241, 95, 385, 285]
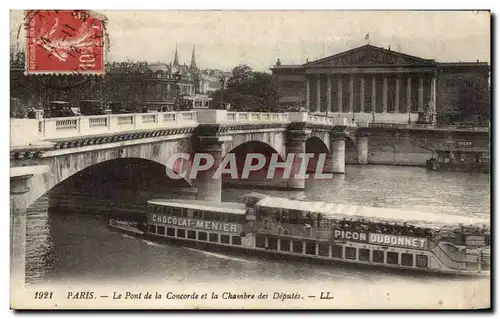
[37, 111, 198, 140]
[10, 110, 357, 149]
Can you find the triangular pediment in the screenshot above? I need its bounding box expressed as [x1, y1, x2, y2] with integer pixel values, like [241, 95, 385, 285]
[305, 45, 437, 67]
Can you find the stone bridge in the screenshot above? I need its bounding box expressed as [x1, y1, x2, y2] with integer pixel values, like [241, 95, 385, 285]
[10, 110, 365, 209]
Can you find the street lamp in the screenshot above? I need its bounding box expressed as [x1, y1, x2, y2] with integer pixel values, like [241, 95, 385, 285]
[220, 75, 227, 110]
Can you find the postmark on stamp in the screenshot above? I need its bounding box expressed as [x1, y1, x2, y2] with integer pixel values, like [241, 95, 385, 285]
[25, 10, 106, 75]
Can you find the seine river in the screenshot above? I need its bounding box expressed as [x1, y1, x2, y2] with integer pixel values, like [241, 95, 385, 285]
[25, 165, 491, 308]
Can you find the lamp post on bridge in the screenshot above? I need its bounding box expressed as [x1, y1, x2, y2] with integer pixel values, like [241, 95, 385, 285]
[219, 75, 228, 110]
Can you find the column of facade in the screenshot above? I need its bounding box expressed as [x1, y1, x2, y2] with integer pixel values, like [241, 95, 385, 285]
[407, 76, 412, 113]
[329, 134, 345, 174]
[395, 77, 400, 113]
[326, 76, 332, 114]
[418, 75, 424, 112]
[287, 129, 311, 190]
[316, 75, 321, 113]
[360, 77, 365, 113]
[382, 75, 388, 113]
[306, 76, 310, 112]
[195, 136, 230, 202]
[371, 76, 376, 113]
[349, 75, 354, 113]
[337, 76, 343, 113]
[430, 74, 437, 124]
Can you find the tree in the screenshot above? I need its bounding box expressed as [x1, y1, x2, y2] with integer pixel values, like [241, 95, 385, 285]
[217, 65, 279, 112]
[458, 77, 490, 126]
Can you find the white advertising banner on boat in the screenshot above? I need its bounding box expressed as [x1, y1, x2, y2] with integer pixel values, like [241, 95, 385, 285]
[368, 233, 428, 250]
[150, 214, 243, 234]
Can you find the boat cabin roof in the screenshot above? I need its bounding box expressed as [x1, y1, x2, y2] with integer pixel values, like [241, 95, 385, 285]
[255, 196, 489, 229]
[147, 199, 247, 215]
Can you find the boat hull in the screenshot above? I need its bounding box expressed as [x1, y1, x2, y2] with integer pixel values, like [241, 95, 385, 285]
[109, 226, 488, 277]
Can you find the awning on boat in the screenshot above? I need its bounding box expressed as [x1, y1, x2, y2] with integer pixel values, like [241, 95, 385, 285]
[255, 196, 490, 228]
[147, 199, 247, 215]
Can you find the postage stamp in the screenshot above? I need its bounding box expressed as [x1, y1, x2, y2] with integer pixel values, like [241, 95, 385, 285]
[25, 10, 105, 75]
[9, 10, 491, 311]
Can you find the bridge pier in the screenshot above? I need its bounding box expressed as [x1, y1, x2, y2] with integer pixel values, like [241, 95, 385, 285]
[357, 135, 369, 165]
[10, 170, 33, 301]
[194, 136, 229, 202]
[10, 165, 49, 298]
[329, 136, 346, 174]
[287, 129, 311, 190]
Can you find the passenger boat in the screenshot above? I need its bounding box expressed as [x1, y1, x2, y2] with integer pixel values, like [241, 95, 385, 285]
[108, 193, 491, 276]
[426, 142, 489, 173]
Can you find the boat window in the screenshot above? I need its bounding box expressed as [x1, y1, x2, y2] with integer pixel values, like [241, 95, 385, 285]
[359, 248, 370, 261]
[280, 239, 290, 252]
[231, 236, 241, 246]
[226, 214, 238, 223]
[292, 240, 303, 254]
[181, 208, 188, 218]
[318, 243, 329, 257]
[177, 229, 186, 238]
[213, 212, 220, 221]
[172, 207, 182, 217]
[268, 237, 278, 250]
[157, 226, 165, 235]
[387, 252, 399, 265]
[372, 250, 384, 263]
[416, 254, 428, 268]
[332, 245, 343, 258]
[345, 247, 357, 260]
[163, 206, 171, 215]
[288, 210, 301, 224]
[401, 253, 414, 267]
[221, 234, 230, 244]
[187, 230, 196, 240]
[167, 227, 175, 236]
[147, 205, 154, 214]
[186, 209, 194, 218]
[149, 225, 156, 234]
[306, 242, 316, 255]
[319, 218, 330, 229]
[256, 235, 266, 248]
[209, 233, 219, 243]
[204, 211, 214, 220]
[236, 215, 244, 223]
[198, 232, 207, 241]
[193, 210, 203, 219]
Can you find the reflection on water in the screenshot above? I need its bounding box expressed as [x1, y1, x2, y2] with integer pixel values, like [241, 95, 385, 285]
[26, 165, 490, 294]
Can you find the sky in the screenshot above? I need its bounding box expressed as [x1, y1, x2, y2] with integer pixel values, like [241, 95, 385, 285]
[10, 10, 491, 72]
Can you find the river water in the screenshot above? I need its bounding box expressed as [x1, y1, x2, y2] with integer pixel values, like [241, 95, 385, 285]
[25, 165, 491, 308]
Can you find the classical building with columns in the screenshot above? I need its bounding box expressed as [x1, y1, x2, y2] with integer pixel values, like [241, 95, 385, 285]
[271, 44, 490, 125]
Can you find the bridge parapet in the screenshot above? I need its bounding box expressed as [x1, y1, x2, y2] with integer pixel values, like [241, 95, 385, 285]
[196, 109, 290, 125]
[368, 122, 490, 132]
[13, 111, 198, 143]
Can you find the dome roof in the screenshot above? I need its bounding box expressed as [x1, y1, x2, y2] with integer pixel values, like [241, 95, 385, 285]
[148, 63, 170, 73]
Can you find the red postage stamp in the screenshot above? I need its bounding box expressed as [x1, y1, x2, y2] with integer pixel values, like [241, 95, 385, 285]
[25, 10, 105, 75]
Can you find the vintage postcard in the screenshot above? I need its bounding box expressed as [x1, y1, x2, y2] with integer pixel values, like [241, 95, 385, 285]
[9, 10, 491, 310]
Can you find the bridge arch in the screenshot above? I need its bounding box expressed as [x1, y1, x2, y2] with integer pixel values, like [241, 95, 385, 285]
[305, 136, 330, 173]
[221, 141, 285, 183]
[345, 136, 358, 164]
[24, 138, 194, 210]
[44, 157, 192, 214]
